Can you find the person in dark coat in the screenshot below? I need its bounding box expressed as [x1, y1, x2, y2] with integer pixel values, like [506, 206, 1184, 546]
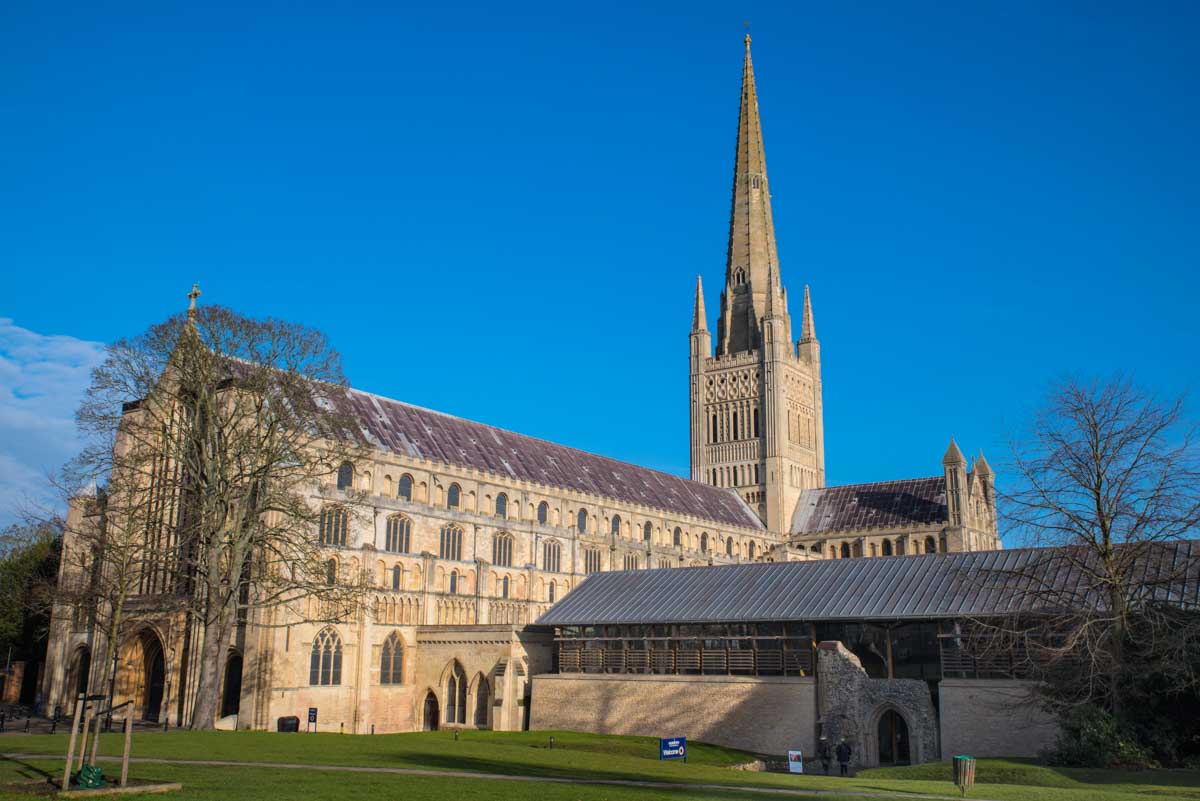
[835, 738, 853, 776]
[817, 737, 832, 775]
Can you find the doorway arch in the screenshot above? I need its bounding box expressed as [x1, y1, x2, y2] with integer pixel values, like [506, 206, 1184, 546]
[67, 646, 91, 702]
[220, 652, 243, 718]
[877, 709, 910, 765]
[142, 634, 165, 722]
[422, 691, 440, 731]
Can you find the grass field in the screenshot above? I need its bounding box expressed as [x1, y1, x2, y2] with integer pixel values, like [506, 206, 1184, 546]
[0, 730, 1196, 801]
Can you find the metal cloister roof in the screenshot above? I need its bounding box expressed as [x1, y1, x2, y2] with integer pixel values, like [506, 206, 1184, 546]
[535, 541, 1200, 626]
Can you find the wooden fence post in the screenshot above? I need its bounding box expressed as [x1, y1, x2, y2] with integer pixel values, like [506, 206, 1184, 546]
[62, 694, 84, 790]
[89, 703, 104, 766]
[121, 715, 132, 786]
[76, 704, 92, 771]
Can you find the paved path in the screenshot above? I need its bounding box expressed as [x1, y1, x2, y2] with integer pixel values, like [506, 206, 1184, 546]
[1, 752, 995, 801]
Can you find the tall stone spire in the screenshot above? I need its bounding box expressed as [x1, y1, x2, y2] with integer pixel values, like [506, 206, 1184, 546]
[692, 275, 708, 331]
[718, 35, 785, 356]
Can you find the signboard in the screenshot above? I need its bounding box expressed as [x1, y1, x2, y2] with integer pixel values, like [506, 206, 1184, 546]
[307, 707, 318, 728]
[787, 749, 804, 774]
[659, 737, 687, 762]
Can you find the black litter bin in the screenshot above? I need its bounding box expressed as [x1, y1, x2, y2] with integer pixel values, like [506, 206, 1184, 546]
[277, 715, 300, 733]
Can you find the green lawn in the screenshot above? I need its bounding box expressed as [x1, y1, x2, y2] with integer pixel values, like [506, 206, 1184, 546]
[0, 730, 1195, 801]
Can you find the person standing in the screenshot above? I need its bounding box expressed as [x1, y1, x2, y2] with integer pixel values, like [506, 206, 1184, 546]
[817, 737, 832, 775]
[835, 738, 853, 776]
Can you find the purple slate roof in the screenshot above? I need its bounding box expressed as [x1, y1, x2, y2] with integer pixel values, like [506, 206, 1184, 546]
[790, 476, 947, 535]
[344, 389, 765, 531]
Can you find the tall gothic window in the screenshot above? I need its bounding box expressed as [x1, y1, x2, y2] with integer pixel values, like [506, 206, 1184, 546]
[501, 575, 510, 598]
[385, 515, 411, 553]
[325, 558, 337, 585]
[380, 632, 403, 685]
[439, 525, 463, 560]
[492, 532, 513, 567]
[446, 663, 467, 724]
[673, 527, 682, 547]
[537, 501, 549, 525]
[700, 532, 709, 553]
[547, 581, 556, 603]
[448, 572, 458, 594]
[391, 565, 402, 590]
[336, 462, 354, 490]
[642, 521, 652, 542]
[583, 548, 601, 574]
[576, 509, 588, 534]
[446, 483, 461, 510]
[495, 493, 508, 519]
[319, 505, 348, 546]
[610, 516, 621, 537]
[725, 537, 733, 556]
[732, 412, 739, 440]
[309, 627, 342, 686]
[748, 541, 756, 560]
[543, 539, 562, 573]
[753, 408, 760, 437]
[398, 474, 413, 501]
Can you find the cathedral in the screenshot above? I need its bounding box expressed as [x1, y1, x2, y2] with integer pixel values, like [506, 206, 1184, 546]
[41, 37, 1001, 750]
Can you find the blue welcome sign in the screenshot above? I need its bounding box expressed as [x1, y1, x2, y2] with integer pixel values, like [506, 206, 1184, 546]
[659, 737, 687, 761]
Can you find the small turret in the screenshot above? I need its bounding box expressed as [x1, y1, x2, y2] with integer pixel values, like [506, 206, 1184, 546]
[942, 438, 966, 467]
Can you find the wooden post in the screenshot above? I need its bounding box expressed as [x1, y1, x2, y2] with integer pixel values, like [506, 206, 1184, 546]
[62, 694, 84, 790]
[76, 703, 92, 771]
[89, 701, 104, 765]
[120, 715, 132, 786]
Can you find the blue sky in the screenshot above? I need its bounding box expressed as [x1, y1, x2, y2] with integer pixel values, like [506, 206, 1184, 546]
[1, 2, 1198, 526]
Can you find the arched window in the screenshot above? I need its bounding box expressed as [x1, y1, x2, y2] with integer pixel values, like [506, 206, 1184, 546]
[672, 527, 682, 547]
[446, 483, 461, 509]
[753, 408, 760, 437]
[576, 509, 588, 534]
[543, 540, 561, 573]
[700, 532, 708, 553]
[495, 493, 508, 519]
[448, 572, 458, 594]
[385, 515, 411, 553]
[882, 539, 894, 556]
[711, 414, 718, 443]
[474, 678, 490, 727]
[398, 474, 413, 502]
[547, 581, 556, 603]
[446, 663, 467, 724]
[318, 505, 348, 546]
[732, 412, 738, 440]
[501, 575, 510, 598]
[325, 558, 337, 585]
[492, 532, 513, 567]
[537, 501, 549, 525]
[840, 543, 851, 559]
[439, 525, 463, 560]
[336, 462, 354, 490]
[747, 541, 756, 560]
[643, 522, 652, 542]
[610, 516, 621, 537]
[725, 538, 733, 556]
[391, 565, 402, 590]
[309, 627, 342, 686]
[380, 632, 403, 685]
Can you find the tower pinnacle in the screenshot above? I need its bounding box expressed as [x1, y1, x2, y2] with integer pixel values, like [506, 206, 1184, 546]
[800, 285, 817, 342]
[692, 275, 708, 331]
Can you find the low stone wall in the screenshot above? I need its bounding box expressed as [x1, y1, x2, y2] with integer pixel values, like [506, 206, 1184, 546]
[529, 673, 817, 755]
[939, 679, 1058, 758]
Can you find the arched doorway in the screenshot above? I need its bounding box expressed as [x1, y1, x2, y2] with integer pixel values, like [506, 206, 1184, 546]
[142, 635, 165, 723]
[220, 652, 243, 718]
[69, 647, 91, 701]
[877, 709, 910, 765]
[422, 691, 440, 731]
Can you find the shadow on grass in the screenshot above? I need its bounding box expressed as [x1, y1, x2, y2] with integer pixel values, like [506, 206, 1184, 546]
[0, 755, 55, 781]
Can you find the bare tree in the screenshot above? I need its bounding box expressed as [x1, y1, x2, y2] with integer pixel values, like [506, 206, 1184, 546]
[66, 298, 370, 728]
[969, 376, 1200, 717]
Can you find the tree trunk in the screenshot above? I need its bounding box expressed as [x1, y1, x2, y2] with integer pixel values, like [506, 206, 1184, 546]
[188, 603, 234, 729]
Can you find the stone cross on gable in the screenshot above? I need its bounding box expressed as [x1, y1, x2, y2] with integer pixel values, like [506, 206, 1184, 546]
[187, 282, 202, 310]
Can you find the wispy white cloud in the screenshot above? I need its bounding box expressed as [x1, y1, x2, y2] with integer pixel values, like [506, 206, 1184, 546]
[0, 318, 106, 526]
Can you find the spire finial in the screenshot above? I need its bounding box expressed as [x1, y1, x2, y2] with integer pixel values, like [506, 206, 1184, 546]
[186, 282, 202, 318]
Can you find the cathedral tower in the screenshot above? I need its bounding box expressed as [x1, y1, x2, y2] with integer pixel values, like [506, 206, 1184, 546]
[690, 36, 825, 535]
